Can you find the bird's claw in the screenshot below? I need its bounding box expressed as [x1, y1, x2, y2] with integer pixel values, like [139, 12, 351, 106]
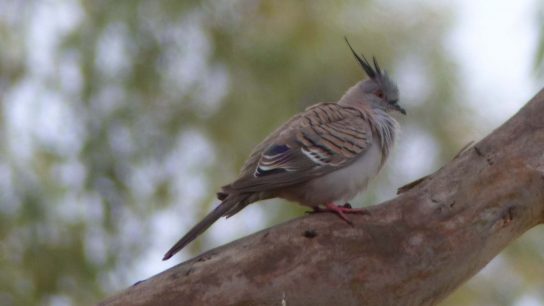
[306, 203, 368, 225]
[323, 203, 369, 225]
[341, 202, 353, 209]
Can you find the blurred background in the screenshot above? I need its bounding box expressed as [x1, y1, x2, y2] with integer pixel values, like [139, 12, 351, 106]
[0, 0, 543, 305]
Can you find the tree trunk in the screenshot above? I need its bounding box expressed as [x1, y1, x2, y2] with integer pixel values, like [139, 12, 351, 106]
[99, 89, 544, 306]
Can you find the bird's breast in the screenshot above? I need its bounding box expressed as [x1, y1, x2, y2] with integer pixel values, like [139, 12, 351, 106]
[279, 141, 383, 206]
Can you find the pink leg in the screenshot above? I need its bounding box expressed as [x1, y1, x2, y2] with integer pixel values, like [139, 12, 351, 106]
[323, 202, 369, 225]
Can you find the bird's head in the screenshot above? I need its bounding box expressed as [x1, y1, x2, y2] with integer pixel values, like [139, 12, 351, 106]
[342, 38, 405, 115]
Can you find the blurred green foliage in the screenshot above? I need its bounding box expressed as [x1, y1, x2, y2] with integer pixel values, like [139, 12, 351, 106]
[0, 1, 542, 305]
[536, 2, 544, 77]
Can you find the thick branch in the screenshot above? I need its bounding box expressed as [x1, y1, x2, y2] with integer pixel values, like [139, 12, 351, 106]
[100, 89, 544, 306]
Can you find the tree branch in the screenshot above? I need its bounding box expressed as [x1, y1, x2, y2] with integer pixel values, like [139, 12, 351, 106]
[99, 89, 544, 306]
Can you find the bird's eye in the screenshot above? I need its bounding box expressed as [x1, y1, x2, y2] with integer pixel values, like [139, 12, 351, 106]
[375, 90, 385, 99]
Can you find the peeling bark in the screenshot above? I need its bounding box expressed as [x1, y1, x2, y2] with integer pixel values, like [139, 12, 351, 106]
[99, 89, 544, 306]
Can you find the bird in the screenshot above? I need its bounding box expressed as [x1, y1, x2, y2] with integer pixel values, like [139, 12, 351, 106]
[163, 38, 406, 260]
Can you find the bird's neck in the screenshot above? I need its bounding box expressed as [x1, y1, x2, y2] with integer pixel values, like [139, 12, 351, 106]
[337, 84, 362, 107]
[369, 107, 399, 162]
[339, 101, 399, 163]
[337, 85, 399, 160]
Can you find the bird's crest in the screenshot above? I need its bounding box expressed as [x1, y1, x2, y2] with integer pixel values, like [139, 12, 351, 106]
[344, 37, 379, 78]
[344, 37, 401, 109]
[344, 37, 392, 86]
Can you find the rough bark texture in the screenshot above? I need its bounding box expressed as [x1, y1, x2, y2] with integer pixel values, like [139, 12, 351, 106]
[99, 89, 544, 306]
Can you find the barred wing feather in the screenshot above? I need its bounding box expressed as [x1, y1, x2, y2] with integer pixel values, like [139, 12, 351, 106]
[228, 103, 373, 192]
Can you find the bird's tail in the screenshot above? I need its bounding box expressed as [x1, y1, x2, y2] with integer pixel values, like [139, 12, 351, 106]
[162, 194, 246, 260]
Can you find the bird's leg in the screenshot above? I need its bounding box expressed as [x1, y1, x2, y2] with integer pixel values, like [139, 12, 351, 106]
[341, 202, 352, 209]
[324, 203, 353, 225]
[323, 202, 369, 225]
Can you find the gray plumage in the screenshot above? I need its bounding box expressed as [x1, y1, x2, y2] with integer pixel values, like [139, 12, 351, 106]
[163, 39, 405, 260]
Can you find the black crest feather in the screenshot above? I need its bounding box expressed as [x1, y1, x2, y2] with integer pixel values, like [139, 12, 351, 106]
[344, 37, 383, 80]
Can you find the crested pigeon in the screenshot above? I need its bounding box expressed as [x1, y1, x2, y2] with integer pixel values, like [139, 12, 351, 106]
[163, 39, 405, 260]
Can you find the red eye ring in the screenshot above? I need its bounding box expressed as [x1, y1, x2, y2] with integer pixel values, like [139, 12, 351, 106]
[375, 90, 384, 98]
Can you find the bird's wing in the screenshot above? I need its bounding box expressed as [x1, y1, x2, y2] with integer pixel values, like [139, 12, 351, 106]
[238, 112, 304, 177]
[227, 103, 374, 192]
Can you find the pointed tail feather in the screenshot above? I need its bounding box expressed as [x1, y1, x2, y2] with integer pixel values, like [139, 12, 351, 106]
[162, 196, 243, 260]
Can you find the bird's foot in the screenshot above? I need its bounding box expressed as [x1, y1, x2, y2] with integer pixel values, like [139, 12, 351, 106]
[323, 202, 369, 225]
[341, 202, 353, 209]
[306, 202, 352, 213]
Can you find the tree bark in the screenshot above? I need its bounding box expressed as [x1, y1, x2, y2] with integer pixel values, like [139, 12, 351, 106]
[99, 89, 544, 306]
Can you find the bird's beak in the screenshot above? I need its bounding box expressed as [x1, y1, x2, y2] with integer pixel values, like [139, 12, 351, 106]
[392, 103, 406, 115]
